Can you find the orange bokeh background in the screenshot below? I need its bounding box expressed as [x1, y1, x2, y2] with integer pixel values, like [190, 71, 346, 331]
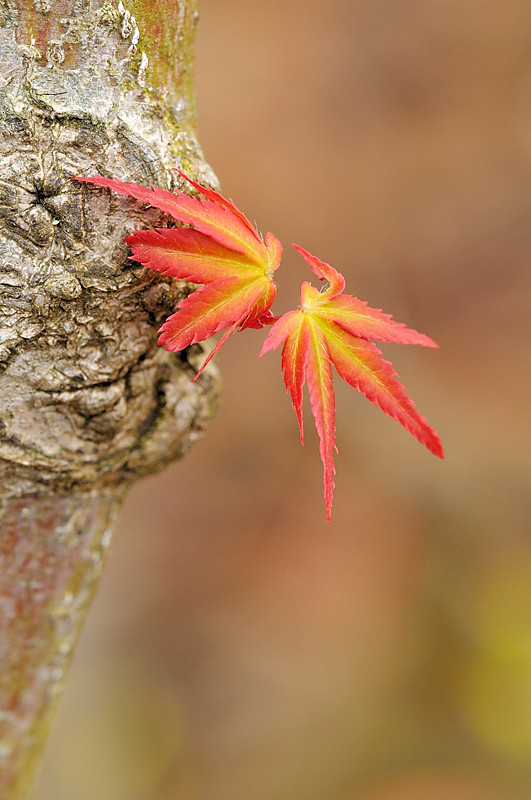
[36, 2, 531, 798]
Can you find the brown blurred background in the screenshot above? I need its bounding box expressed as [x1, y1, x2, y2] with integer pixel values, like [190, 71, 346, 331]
[35, 1, 531, 799]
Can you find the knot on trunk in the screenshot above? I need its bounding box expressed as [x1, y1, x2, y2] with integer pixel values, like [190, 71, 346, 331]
[0, 12, 220, 498]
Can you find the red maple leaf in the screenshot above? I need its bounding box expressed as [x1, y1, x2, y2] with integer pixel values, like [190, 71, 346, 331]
[75, 171, 442, 519]
[74, 170, 281, 376]
[261, 245, 443, 520]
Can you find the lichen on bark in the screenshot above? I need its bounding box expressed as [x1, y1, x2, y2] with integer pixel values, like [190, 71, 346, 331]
[0, 1, 221, 795]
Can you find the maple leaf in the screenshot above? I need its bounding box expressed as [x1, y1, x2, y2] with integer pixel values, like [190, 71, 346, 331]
[74, 170, 282, 376]
[261, 245, 443, 520]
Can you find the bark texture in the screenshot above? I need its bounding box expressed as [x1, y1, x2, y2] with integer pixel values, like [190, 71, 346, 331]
[0, 490, 122, 799]
[0, 1, 221, 795]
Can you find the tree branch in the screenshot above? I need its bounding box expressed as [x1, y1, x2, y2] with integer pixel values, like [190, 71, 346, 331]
[0, 1, 220, 794]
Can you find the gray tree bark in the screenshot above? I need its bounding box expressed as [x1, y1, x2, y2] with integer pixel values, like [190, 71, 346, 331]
[0, 1, 221, 796]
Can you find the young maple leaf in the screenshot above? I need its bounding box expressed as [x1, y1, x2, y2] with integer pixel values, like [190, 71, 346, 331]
[74, 170, 282, 376]
[260, 245, 443, 520]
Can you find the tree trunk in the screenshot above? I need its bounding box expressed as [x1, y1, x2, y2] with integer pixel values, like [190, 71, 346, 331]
[0, 1, 220, 795]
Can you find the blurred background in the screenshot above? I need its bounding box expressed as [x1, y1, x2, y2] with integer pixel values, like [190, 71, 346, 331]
[36, 1, 531, 798]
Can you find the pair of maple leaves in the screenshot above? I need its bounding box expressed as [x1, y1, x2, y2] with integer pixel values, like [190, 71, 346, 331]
[75, 170, 443, 520]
